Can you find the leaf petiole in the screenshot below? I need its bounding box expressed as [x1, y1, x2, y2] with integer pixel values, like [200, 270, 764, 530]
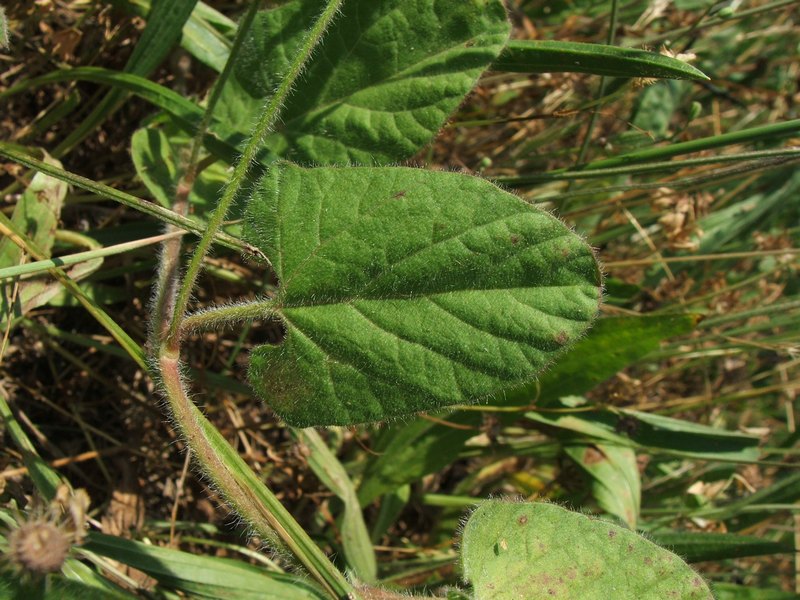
[180, 300, 278, 336]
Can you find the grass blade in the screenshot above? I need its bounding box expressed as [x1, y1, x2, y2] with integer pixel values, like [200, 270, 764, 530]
[494, 40, 709, 80]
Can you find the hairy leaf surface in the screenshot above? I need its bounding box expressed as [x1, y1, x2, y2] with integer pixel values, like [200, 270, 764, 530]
[217, 0, 510, 164]
[244, 163, 600, 427]
[461, 501, 713, 600]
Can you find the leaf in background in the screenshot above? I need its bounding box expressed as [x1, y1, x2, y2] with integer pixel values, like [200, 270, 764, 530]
[294, 429, 376, 583]
[357, 412, 481, 506]
[122, 0, 235, 72]
[130, 127, 230, 222]
[244, 162, 600, 427]
[697, 170, 800, 254]
[650, 531, 794, 563]
[564, 443, 641, 528]
[0, 153, 65, 265]
[217, 0, 510, 164]
[494, 41, 708, 81]
[82, 532, 326, 599]
[0, 154, 101, 326]
[461, 501, 713, 600]
[505, 313, 700, 406]
[628, 80, 691, 142]
[527, 409, 760, 462]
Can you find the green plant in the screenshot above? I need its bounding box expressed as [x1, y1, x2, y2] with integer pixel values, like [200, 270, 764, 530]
[1, 0, 798, 598]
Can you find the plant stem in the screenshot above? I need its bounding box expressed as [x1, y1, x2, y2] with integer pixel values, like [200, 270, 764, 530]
[153, 2, 356, 598]
[165, 0, 345, 351]
[158, 355, 354, 599]
[153, 0, 260, 345]
[180, 300, 278, 335]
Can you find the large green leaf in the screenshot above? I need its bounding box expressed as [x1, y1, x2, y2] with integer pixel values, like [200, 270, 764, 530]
[243, 162, 600, 427]
[461, 501, 713, 600]
[217, 0, 510, 164]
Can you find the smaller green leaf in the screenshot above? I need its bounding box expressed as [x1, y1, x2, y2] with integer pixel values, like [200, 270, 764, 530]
[219, 0, 512, 164]
[564, 442, 641, 528]
[461, 501, 713, 600]
[493, 40, 709, 81]
[0, 153, 65, 265]
[130, 127, 229, 222]
[0, 154, 103, 330]
[650, 531, 794, 562]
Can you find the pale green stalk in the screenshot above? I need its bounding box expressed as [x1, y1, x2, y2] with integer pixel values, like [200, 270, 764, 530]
[0, 231, 184, 280]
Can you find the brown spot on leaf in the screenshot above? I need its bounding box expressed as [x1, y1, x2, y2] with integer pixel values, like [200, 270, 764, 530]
[510, 234, 520, 245]
[584, 446, 606, 465]
[554, 330, 569, 345]
[607, 529, 617, 539]
[392, 191, 407, 199]
[518, 515, 528, 525]
[644, 557, 653, 565]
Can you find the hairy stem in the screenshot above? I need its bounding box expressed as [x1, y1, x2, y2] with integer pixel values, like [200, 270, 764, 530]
[158, 355, 354, 599]
[165, 0, 345, 351]
[152, 0, 261, 345]
[152, 2, 356, 598]
[180, 300, 278, 335]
